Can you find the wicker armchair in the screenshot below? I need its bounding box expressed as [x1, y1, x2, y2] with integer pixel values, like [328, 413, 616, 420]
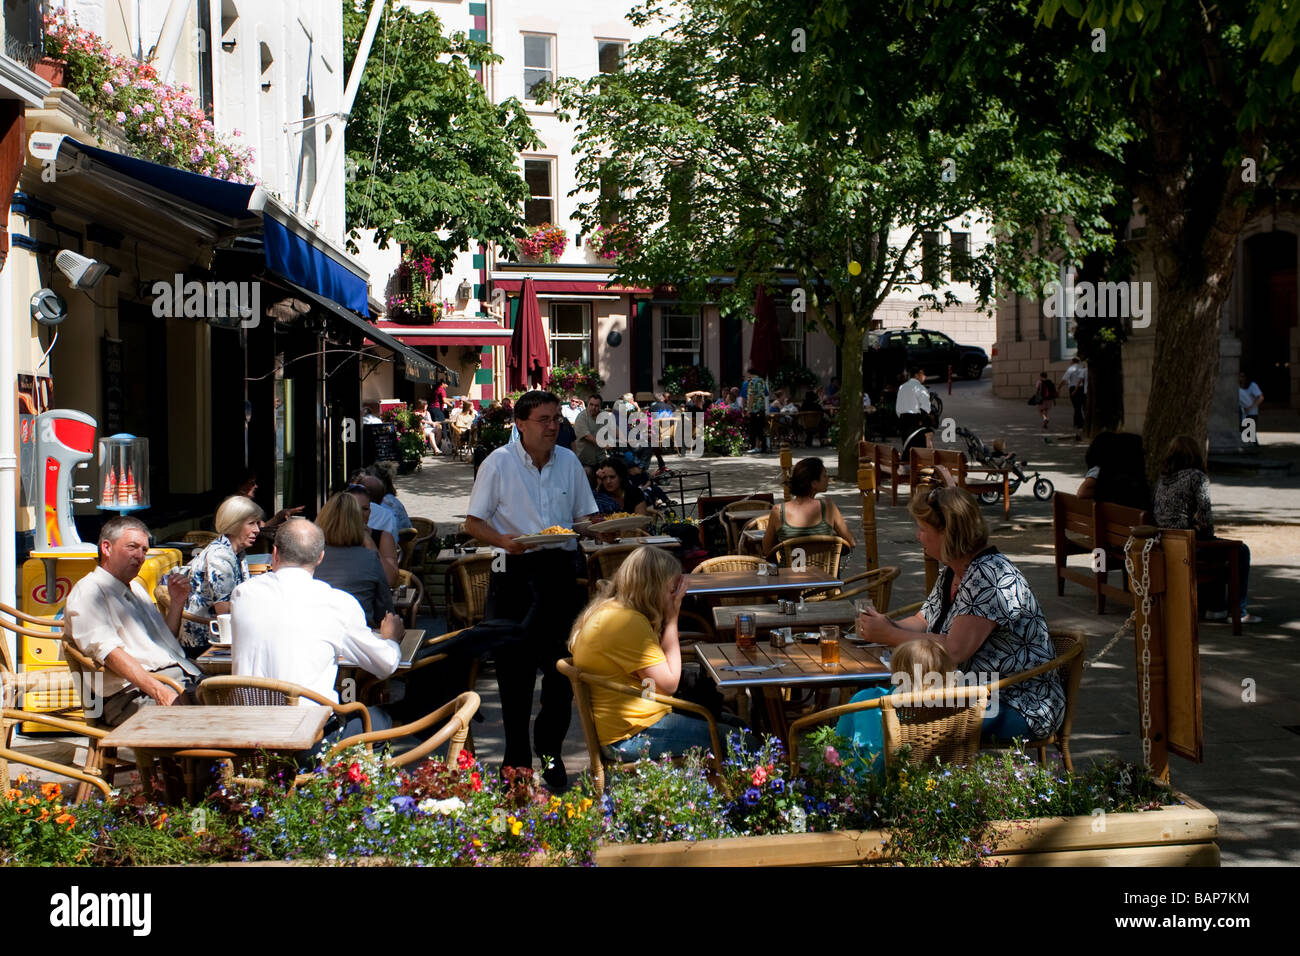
[693, 554, 769, 609]
[405, 517, 438, 572]
[0, 703, 112, 800]
[447, 553, 493, 630]
[765, 534, 850, 578]
[328, 691, 479, 771]
[557, 657, 722, 796]
[802, 566, 900, 612]
[983, 631, 1086, 771]
[395, 569, 426, 628]
[0, 605, 79, 721]
[796, 410, 824, 445]
[720, 500, 772, 553]
[738, 514, 770, 555]
[183, 530, 218, 548]
[787, 685, 989, 771]
[60, 634, 187, 802]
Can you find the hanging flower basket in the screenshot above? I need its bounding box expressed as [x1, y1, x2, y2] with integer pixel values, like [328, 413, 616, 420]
[586, 222, 640, 262]
[518, 223, 568, 263]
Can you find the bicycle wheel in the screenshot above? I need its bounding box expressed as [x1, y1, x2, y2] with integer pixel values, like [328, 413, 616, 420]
[1034, 478, 1054, 500]
[979, 489, 1001, 505]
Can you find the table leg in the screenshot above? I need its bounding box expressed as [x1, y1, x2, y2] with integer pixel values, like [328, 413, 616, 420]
[762, 687, 790, 748]
[1003, 473, 1011, 521]
[135, 748, 159, 801]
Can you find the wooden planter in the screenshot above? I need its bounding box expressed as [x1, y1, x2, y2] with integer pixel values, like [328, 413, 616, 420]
[595, 792, 1219, 867]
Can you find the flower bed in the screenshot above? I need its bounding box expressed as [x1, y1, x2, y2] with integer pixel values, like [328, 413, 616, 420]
[0, 736, 1218, 867]
[703, 401, 746, 456]
[518, 223, 568, 262]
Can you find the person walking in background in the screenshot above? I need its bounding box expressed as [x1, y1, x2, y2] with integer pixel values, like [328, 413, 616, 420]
[1034, 371, 1057, 429]
[895, 366, 932, 453]
[1060, 357, 1087, 437]
[1238, 371, 1264, 444]
[744, 367, 771, 453]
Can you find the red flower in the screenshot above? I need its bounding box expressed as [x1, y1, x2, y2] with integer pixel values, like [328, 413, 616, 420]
[751, 765, 769, 786]
[346, 763, 364, 784]
[470, 771, 483, 792]
[456, 749, 475, 771]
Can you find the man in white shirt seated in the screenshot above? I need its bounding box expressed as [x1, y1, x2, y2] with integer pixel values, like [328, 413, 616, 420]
[231, 518, 404, 742]
[65, 516, 206, 726]
[895, 366, 933, 453]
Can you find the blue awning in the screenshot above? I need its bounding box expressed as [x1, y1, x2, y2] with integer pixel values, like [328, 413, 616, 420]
[30, 133, 369, 314]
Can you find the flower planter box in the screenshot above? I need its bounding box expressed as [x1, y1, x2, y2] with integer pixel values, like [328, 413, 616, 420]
[594, 792, 1219, 867]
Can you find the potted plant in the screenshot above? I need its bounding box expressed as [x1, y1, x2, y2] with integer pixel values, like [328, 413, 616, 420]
[547, 360, 604, 398]
[659, 364, 716, 400]
[383, 407, 425, 473]
[517, 223, 568, 263]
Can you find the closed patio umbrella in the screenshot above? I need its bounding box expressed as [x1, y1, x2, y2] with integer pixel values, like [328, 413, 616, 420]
[748, 284, 783, 380]
[507, 277, 550, 391]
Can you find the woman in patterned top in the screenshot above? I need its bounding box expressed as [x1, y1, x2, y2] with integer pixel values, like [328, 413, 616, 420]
[1153, 435, 1258, 624]
[856, 481, 1064, 743]
[180, 495, 264, 657]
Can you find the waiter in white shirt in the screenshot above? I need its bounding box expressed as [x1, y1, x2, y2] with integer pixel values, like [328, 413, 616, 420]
[464, 389, 602, 790]
[895, 366, 932, 452]
[231, 518, 404, 740]
[1060, 357, 1087, 435]
[64, 516, 205, 725]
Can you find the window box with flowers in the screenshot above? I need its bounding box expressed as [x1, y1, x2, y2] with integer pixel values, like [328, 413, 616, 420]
[547, 360, 604, 398]
[585, 222, 640, 263]
[517, 223, 568, 263]
[659, 364, 716, 400]
[389, 254, 451, 325]
[41, 13, 255, 182]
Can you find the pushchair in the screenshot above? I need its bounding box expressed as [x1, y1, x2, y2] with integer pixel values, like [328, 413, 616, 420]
[956, 427, 1055, 503]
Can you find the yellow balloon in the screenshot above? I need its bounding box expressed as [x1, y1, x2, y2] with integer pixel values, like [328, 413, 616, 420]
[848, 260, 862, 276]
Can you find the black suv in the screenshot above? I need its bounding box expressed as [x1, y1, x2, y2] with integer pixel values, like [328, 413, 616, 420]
[867, 329, 989, 380]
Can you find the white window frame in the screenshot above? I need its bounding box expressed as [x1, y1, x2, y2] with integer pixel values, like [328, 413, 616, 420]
[522, 156, 556, 227]
[775, 301, 804, 364]
[549, 301, 591, 366]
[661, 306, 702, 369]
[596, 39, 626, 75]
[523, 33, 555, 103]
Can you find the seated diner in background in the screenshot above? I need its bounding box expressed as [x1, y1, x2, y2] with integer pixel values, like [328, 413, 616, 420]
[855, 483, 1064, 744]
[180, 494, 265, 658]
[762, 457, 856, 557]
[347, 480, 400, 587]
[592, 457, 649, 515]
[1153, 435, 1259, 624]
[314, 491, 396, 628]
[1076, 431, 1151, 510]
[64, 516, 205, 726]
[231, 518, 404, 741]
[569, 547, 719, 759]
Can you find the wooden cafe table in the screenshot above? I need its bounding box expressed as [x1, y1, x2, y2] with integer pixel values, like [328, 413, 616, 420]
[693, 640, 890, 744]
[712, 599, 860, 637]
[101, 705, 330, 801]
[684, 567, 840, 599]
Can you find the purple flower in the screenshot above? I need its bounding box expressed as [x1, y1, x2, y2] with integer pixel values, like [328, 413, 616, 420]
[771, 778, 785, 793]
[249, 805, 264, 819]
[742, 787, 761, 806]
[391, 795, 416, 815]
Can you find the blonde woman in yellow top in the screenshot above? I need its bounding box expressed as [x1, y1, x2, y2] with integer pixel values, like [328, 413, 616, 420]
[569, 547, 715, 759]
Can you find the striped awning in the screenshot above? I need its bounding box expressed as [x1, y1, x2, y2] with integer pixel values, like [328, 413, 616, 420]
[374, 318, 513, 348]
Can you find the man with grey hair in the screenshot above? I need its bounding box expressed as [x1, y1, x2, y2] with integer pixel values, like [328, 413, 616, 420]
[65, 515, 204, 725]
[231, 518, 403, 737]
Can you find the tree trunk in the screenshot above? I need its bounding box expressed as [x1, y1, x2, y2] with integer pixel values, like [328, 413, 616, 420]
[837, 316, 864, 479]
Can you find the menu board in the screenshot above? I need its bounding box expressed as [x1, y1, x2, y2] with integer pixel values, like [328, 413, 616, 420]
[364, 423, 398, 463]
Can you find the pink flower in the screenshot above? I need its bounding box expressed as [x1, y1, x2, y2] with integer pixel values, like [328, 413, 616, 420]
[190, 147, 204, 163]
[101, 82, 113, 95]
[155, 116, 165, 128]
[752, 765, 769, 786]
[115, 111, 126, 123]
[824, 746, 842, 767]
[130, 104, 144, 116]
[143, 101, 154, 112]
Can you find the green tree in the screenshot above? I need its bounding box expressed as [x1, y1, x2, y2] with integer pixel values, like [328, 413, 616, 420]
[343, 2, 541, 274]
[941, 0, 1300, 473]
[555, 0, 1123, 477]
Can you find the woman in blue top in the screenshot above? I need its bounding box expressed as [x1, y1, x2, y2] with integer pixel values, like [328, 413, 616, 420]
[856, 482, 1064, 743]
[180, 495, 264, 657]
[761, 457, 855, 557]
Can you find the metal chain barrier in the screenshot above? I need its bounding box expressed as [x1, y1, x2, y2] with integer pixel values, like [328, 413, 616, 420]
[1123, 533, 1158, 769]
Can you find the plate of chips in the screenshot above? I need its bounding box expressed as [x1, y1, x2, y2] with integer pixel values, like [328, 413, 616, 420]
[576, 514, 652, 535]
[513, 528, 580, 548]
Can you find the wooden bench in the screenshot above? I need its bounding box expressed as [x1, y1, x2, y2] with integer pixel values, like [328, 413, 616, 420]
[859, 440, 904, 506]
[1053, 492, 1153, 613]
[908, 447, 1014, 519]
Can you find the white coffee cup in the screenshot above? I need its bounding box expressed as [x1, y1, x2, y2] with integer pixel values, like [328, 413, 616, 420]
[208, 613, 233, 645]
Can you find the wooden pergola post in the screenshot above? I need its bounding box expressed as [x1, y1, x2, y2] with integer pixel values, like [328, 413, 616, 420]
[856, 451, 878, 572]
[780, 443, 792, 501]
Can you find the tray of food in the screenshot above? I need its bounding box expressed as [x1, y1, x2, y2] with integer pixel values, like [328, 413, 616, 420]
[513, 527, 580, 548]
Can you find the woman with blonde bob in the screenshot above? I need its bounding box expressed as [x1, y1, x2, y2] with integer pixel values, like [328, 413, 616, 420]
[568, 546, 715, 759]
[314, 491, 394, 627]
[855, 481, 1064, 744]
[181, 494, 265, 656]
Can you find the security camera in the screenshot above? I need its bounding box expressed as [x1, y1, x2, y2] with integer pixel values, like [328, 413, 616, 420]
[55, 250, 110, 290]
[30, 288, 68, 325]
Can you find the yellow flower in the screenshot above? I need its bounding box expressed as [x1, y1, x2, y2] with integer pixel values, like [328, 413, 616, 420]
[566, 808, 575, 819]
[510, 820, 523, 836]
[155, 812, 169, 831]
[925, 779, 937, 792]
[15, 774, 27, 785]
[472, 839, 483, 848]
[578, 798, 593, 812]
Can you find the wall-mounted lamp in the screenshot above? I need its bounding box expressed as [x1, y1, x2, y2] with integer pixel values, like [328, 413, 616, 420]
[221, 39, 237, 53]
[455, 279, 473, 302]
[55, 250, 109, 290]
[261, 81, 272, 92]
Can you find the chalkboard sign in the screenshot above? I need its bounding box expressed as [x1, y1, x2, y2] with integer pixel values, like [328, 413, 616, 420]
[364, 422, 399, 464]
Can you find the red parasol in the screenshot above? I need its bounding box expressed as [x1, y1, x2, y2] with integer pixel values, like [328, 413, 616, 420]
[748, 284, 783, 379]
[507, 277, 550, 390]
